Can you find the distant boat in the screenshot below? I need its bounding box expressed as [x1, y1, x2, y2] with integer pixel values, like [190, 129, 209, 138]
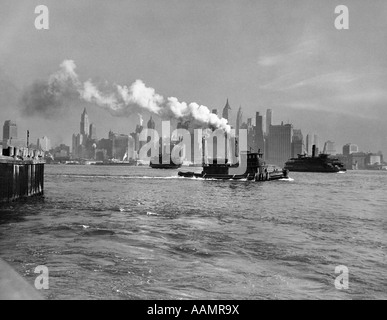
[284, 146, 346, 173]
[94, 159, 136, 166]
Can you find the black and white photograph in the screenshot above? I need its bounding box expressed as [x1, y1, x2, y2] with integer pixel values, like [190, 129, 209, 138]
[0, 0, 386, 305]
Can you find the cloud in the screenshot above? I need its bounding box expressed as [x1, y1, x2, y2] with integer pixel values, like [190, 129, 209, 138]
[258, 38, 321, 68]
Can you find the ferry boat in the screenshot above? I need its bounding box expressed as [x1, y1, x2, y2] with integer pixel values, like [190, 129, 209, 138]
[284, 146, 346, 173]
[178, 150, 288, 181]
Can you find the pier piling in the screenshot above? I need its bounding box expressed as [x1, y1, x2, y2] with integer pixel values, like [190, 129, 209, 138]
[0, 156, 45, 203]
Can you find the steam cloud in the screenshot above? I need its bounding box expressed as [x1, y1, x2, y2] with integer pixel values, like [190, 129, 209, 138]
[21, 60, 231, 132]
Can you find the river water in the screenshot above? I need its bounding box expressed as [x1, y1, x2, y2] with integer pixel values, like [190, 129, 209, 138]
[0, 165, 386, 299]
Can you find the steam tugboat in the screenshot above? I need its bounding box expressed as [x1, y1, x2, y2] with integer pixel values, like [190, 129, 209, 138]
[284, 145, 346, 173]
[178, 150, 288, 181]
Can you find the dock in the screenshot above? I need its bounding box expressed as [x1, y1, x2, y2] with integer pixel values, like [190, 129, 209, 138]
[0, 147, 45, 203]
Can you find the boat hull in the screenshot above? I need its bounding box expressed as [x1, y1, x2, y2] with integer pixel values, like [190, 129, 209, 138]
[150, 163, 182, 169]
[284, 166, 346, 173]
[178, 170, 287, 181]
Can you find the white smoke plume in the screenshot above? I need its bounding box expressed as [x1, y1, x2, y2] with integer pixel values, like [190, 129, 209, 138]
[21, 59, 231, 132]
[138, 113, 144, 126]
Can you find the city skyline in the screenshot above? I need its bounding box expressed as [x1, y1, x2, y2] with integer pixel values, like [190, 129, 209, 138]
[3, 100, 384, 171]
[0, 1, 386, 156]
[1, 101, 384, 156]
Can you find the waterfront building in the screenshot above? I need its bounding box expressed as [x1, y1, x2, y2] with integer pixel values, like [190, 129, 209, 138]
[52, 144, 70, 162]
[266, 109, 272, 136]
[112, 133, 130, 160]
[89, 123, 97, 140]
[323, 141, 336, 155]
[267, 122, 293, 167]
[2, 120, 17, 147]
[343, 143, 359, 156]
[37, 136, 51, 152]
[291, 129, 304, 157]
[350, 152, 367, 170]
[97, 138, 113, 160]
[254, 112, 265, 154]
[367, 154, 381, 165]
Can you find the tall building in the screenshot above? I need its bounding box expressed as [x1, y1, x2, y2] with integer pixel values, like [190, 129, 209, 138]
[80, 108, 89, 136]
[3, 120, 17, 147]
[306, 134, 313, 155]
[323, 141, 336, 155]
[291, 129, 304, 157]
[37, 136, 51, 152]
[245, 118, 255, 152]
[266, 109, 272, 136]
[313, 134, 319, 154]
[254, 112, 264, 153]
[343, 143, 359, 156]
[267, 123, 293, 167]
[222, 99, 232, 125]
[89, 123, 97, 140]
[236, 106, 243, 136]
[146, 116, 157, 157]
[147, 116, 155, 130]
[112, 133, 130, 160]
[72, 134, 77, 157]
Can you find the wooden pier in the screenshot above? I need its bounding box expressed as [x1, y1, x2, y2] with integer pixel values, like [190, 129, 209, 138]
[0, 155, 45, 203]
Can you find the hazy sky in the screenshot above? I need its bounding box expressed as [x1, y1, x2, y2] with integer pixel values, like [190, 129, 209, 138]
[0, 0, 386, 154]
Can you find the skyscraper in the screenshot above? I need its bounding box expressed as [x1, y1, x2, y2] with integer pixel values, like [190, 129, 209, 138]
[343, 143, 359, 156]
[291, 129, 304, 157]
[236, 106, 243, 136]
[37, 136, 51, 152]
[80, 108, 89, 136]
[222, 99, 232, 125]
[246, 118, 255, 152]
[313, 134, 319, 154]
[306, 134, 313, 155]
[3, 120, 17, 147]
[267, 123, 293, 167]
[147, 116, 155, 129]
[323, 141, 336, 155]
[254, 112, 264, 153]
[266, 109, 272, 136]
[89, 123, 97, 140]
[146, 116, 157, 157]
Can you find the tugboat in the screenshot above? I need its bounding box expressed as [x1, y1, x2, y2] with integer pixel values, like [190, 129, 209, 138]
[178, 150, 288, 181]
[284, 145, 346, 173]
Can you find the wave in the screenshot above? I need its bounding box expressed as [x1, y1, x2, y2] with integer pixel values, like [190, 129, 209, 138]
[49, 174, 182, 180]
[279, 177, 295, 181]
